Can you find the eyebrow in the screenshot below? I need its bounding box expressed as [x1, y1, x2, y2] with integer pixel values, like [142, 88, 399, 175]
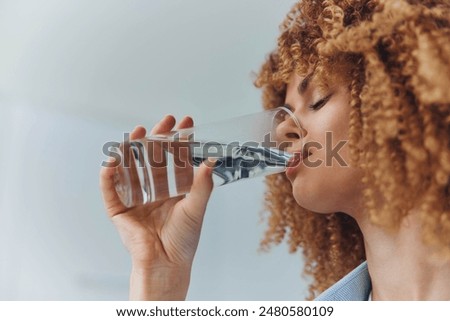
[297, 73, 313, 96]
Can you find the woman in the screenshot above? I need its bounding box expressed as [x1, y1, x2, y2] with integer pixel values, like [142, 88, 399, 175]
[100, 0, 450, 300]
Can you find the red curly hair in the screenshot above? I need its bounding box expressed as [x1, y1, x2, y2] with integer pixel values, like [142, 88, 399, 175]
[254, 0, 450, 299]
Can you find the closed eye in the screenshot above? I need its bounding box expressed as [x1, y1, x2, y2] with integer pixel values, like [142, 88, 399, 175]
[309, 94, 333, 111]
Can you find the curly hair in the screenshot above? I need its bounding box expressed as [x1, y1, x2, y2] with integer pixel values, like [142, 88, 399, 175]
[254, 0, 450, 299]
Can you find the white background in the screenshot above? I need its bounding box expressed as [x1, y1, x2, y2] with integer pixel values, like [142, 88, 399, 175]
[0, 0, 309, 300]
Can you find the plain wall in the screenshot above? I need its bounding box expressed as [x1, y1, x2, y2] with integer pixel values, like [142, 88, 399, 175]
[0, 0, 309, 300]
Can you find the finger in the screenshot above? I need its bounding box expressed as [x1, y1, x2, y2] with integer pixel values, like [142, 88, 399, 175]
[101, 126, 149, 216]
[100, 158, 128, 217]
[148, 115, 191, 202]
[175, 116, 193, 130]
[148, 140, 170, 201]
[147, 117, 175, 202]
[122, 140, 144, 206]
[130, 125, 147, 140]
[148, 117, 177, 201]
[173, 116, 194, 194]
[170, 140, 193, 196]
[114, 126, 147, 209]
[150, 115, 176, 135]
[180, 159, 216, 221]
[100, 123, 145, 216]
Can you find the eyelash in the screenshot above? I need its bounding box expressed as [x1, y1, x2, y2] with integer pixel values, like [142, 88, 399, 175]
[283, 94, 332, 113]
[309, 94, 332, 111]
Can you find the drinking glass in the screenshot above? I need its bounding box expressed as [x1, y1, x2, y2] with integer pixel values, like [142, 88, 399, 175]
[110, 107, 303, 207]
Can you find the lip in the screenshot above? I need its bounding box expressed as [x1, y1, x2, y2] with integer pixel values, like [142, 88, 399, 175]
[286, 149, 312, 180]
[285, 151, 303, 180]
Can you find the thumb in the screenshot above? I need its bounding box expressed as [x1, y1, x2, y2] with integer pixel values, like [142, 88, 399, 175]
[182, 158, 216, 217]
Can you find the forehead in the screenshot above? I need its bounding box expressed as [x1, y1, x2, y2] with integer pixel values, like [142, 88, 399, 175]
[286, 71, 345, 97]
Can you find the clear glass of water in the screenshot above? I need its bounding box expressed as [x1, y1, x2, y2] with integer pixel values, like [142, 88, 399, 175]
[111, 107, 304, 207]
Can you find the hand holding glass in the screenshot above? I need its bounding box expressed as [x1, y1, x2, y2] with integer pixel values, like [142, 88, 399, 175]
[110, 107, 303, 207]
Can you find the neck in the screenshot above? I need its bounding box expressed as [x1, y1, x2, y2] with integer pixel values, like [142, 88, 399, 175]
[353, 209, 450, 300]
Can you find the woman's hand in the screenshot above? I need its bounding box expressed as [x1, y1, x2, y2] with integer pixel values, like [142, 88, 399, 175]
[99, 115, 215, 300]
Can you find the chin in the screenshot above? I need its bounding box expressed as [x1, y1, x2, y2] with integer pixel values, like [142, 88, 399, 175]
[291, 179, 335, 214]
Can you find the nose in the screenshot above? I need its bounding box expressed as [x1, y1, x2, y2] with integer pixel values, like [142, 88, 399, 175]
[275, 113, 306, 154]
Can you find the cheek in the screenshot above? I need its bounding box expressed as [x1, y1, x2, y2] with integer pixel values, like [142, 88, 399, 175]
[290, 137, 362, 213]
[291, 89, 358, 213]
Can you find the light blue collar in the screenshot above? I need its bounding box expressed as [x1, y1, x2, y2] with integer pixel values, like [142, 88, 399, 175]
[314, 261, 371, 301]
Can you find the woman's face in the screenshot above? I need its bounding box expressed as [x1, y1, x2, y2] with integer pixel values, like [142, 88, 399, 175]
[281, 73, 364, 215]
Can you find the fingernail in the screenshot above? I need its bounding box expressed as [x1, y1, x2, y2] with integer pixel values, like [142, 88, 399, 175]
[205, 157, 218, 168]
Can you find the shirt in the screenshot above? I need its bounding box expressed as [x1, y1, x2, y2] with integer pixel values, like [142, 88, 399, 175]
[314, 261, 372, 301]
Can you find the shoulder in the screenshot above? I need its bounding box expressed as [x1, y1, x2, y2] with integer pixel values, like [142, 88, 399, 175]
[314, 261, 372, 301]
